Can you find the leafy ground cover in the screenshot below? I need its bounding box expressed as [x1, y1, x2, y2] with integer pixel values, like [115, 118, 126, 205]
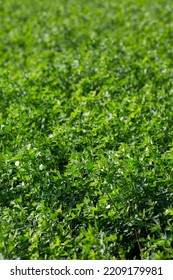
[0, 0, 173, 260]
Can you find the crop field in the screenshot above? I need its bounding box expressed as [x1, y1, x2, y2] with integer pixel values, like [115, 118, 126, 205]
[0, 0, 173, 260]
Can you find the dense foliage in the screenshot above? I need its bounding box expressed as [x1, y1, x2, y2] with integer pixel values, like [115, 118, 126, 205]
[0, 0, 173, 260]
